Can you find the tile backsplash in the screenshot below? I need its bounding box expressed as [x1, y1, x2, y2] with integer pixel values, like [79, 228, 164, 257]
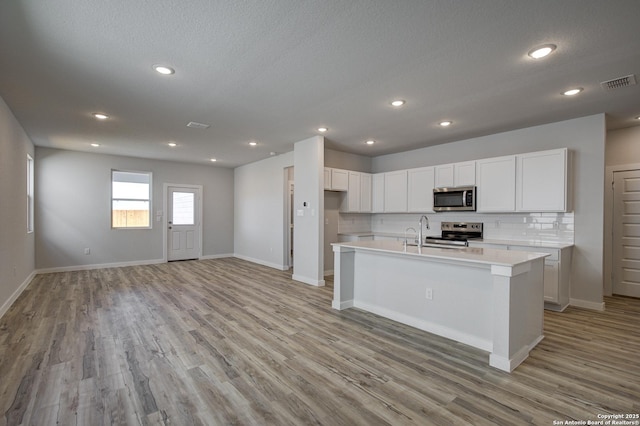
[339, 212, 574, 243]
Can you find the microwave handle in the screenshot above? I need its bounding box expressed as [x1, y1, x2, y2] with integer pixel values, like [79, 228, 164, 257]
[462, 190, 467, 205]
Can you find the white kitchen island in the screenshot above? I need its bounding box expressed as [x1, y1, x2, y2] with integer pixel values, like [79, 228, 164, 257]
[332, 241, 548, 372]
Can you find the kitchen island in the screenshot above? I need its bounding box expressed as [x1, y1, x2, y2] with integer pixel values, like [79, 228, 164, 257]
[332, 240, 548, 372]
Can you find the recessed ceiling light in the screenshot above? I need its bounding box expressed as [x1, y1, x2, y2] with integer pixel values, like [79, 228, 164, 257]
[439, 120, 453, 127]
[391, 100, 405, 107]
[210, 158, 217, 162]
[528, 44, 557, 59]
[317, 127, 328, 132]
[249, 141, 257, 146]
[562, 88, 583, 96]
[168, 142, 177, 147]
[154, 65, 175, 75]
[636, 115, 640, 120]
[90, 143, 100, 147]
[93, 113, 109, 120]
[365, 140, 375, 145]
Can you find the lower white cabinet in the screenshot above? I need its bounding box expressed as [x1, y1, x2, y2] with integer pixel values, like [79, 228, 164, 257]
[468, 241, 572, 311]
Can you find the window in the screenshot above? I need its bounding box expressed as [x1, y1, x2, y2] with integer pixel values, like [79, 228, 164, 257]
[27, 154, 34, 233]
[111, 170, 151, 228]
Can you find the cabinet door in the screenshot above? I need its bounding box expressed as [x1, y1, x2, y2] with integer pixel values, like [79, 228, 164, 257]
[384, 170, 408, 212]
[435, 164, 454, 188]
[408, 167, 435, 212]
[324, 168, 331, 190]
[455, 161, 476, 186]
[346, 172, 361, 212]
[331, 169, 349, 191]
[517, 148, 567, 212]
[360, 173, 372, 213]
[476, 155, 516, 212]
[543, 261, 560, 302]
[372, 173, 385, 213]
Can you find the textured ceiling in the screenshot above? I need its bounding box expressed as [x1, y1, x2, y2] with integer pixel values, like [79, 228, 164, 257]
[1, 0, 639, 167]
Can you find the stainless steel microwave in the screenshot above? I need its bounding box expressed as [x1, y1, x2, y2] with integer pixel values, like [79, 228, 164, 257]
[433, 186, 476, 212]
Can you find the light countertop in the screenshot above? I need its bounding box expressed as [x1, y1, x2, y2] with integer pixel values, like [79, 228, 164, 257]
[332, 240, 549, 267]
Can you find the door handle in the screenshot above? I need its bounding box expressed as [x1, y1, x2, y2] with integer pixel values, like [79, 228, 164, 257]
[168, 226, 172, 229]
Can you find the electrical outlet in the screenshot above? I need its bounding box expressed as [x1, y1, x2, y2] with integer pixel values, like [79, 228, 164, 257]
[425, 288, 433, 300]
[84, 248, 90, 255]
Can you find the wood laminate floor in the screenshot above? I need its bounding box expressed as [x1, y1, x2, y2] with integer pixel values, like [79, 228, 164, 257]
[0, 258, 638, 425]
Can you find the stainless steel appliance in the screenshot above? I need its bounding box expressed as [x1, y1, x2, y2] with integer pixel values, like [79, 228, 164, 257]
[433, 186, 476, 212]
[423, 221, 483, 248]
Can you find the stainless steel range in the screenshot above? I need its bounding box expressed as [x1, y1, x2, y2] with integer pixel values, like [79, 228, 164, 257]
[423, 221, 483, 248]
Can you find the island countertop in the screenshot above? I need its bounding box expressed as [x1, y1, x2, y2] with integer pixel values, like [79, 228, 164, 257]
[332, 240, 549, 267]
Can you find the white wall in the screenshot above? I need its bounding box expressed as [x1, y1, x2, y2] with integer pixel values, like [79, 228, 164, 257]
[35, 147, 234, 270]
[293, 136, 325, 286]
[0, 96, 35, 318]
[233, 152, 294, 269]
[372, 114, 606, 308]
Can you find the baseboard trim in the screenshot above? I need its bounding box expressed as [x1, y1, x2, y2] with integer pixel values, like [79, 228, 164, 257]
[0, 270, 37, 320]
[199, 253, 234, 260]
[569, 298, 605, 311]
[324, 269, 334, 277]
[292, 274, 326, 287]
[36, 258, 165, 274]
[233, 254, 288, 271]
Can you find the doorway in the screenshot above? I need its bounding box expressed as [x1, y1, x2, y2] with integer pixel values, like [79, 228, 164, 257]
[612, 169, 640, 297]
[165, 184, 202, 262]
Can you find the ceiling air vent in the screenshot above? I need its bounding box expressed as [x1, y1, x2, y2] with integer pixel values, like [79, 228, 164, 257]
[600, 74, 637, 91]
[186, 121, 211, 129]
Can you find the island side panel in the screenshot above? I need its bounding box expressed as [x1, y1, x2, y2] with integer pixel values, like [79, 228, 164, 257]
[350, 250, 494, 352]
[489, 258, 545, 372]
[332, 245, 355, 310]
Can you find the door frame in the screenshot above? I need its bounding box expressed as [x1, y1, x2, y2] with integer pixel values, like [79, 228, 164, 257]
[604, 163, 640, 295]
[163, 183, 203, 262]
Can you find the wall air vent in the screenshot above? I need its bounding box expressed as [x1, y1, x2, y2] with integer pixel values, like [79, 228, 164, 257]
[600, 74, 637, 91]
[186, 121, 211, 129]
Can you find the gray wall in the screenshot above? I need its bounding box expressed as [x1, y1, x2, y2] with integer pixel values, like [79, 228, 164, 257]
[35, 147, 234, 269]
[373, 114, 606, 307]
[325, 148, 372, 172]
[234, 151, 294, 269]
[606, 126, 640, 166]
[0, 96, 35, 317]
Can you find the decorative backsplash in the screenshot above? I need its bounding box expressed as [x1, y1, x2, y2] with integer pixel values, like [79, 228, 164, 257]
[339, 212, 574, 244]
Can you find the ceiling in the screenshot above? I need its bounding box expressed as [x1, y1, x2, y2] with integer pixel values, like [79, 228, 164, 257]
[1, 1, 640, 168]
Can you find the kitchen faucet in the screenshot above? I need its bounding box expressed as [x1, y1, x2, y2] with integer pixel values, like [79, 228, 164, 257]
[418, 215, 430, 248]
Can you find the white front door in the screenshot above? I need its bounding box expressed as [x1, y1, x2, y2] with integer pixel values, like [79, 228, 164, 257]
[613, 169, 640, 297]
[167, 186, 201, 261]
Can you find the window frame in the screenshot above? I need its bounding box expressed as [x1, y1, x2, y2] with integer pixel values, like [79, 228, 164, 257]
[111, 169, 153, 230]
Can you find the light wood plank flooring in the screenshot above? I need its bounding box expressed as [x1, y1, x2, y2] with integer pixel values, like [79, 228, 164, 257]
[0, 258, 638, 425]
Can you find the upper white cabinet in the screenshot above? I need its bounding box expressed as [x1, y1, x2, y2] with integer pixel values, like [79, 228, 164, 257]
[516, 148, 568, 212]
[360, 173, 372, 212]
[476, 155, 516, 212]
[435, 164, 454, 187]
[372, 173, 385, 213]
[455, 161, 476, 186]
[325, 168, 348, 191]
[435, 161, 476, 188]
[407, 167, 435, 212]
[384, 170, 408, 212]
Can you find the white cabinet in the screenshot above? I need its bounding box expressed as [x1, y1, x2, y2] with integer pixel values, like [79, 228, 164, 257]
[476, 155, 516, 212]
[455, 161, 476, 186]
[384, 170, 408, 212]
[372, 174, 385, 213]
[325, 168, 349, 191]
[468, 241, 572, 311]
[435, 164, 455, 188]
[516, 148, 568, 212]
[360, 173, 372, 213]
[435, 161, 476, 187]
[407, 167, 435, 212]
